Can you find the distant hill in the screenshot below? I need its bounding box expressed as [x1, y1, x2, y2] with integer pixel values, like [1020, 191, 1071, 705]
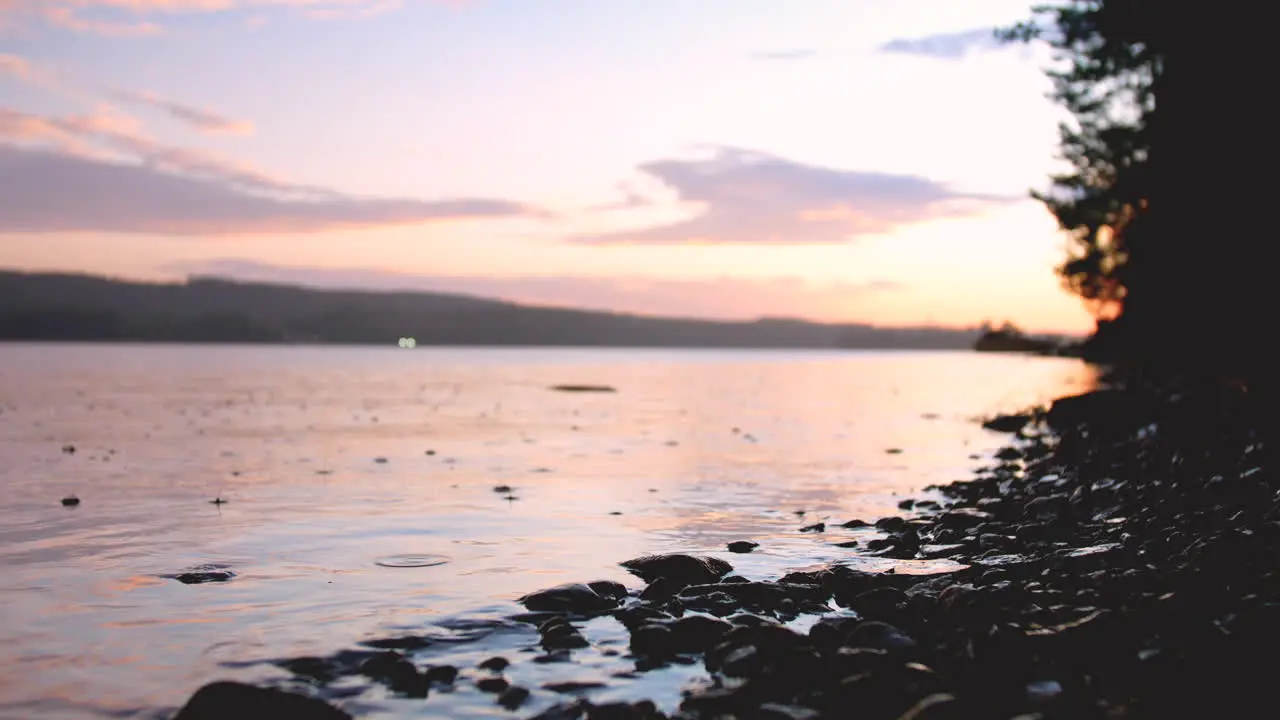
[0, 271, 981, 349]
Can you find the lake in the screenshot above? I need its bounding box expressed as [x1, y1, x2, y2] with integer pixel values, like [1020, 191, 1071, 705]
[0, 344, 1097, 719]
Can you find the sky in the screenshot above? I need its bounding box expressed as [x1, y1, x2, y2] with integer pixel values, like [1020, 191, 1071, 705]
[0, 0, 1094, 334]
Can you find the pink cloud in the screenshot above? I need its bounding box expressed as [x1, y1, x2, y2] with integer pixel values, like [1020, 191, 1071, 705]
[0, 53, 30, 78]
[1, 1, 450, 36]
[42, 6, 162, 36]
[111, 89, 254, 135]
[0, 143, 538, 234]
[575, 147, 1017, 245]
[0, 104, 539, 235]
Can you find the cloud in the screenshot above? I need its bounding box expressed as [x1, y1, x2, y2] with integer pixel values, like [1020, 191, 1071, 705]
[2, 106, 278, 186]
[0, 107, 105, 156]
[0, 53, 30, 78]
[0, 105, 537, 234]
[162, 258, 906, 321]
[573, 147, 1014, 245]
[750, 49, 817, 61]
[307, 0, 403, 20]
[879, 28, 1002, 60]
[42, 6, 163, 36]
[112, 90, 253, 135]
[0, 1, 436, 36]
[0, 144, 535, 234]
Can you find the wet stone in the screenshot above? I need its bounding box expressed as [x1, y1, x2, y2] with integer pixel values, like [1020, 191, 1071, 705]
[544, 680, 608, 693]
[669, 614, 733, 653]
[615, 605, 674, 629]
[172, 681, 352, 720]
[629, 623, 674, 658]
[498, 686, 531, 709]
[362, 635, 432, 651]
[424, 664, 458, 685]
[519, 583, 623, 613]
[359, 652, 429, 698]
[845, 621, 918, 653]
[164, 568, 235, 584]
[620, 554, 733, 587]
[728, 541, 759, 553]
[639, 576, 680, 603]
[476, 676, 510, 693]
[479, 656, 510, 672]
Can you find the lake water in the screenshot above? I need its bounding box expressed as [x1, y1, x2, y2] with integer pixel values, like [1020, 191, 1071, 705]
[0, 345, 1097, 719]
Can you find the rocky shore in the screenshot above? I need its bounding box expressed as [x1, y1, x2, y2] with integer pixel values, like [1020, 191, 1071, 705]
[173, 375, 1269, 720]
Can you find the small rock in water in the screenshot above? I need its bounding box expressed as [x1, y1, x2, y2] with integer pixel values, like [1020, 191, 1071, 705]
[629, 623, 674, 658]
[162, 564, 235, 584]
[476, 676, 509, 693]
[373, 457, 388, 464]
[727, 541, 759, 553]
[174, 682, 351, 719]
[171, 570, 235, 584]
[61, 444, 76, 454]
[425, 449, 436, 456]
[886, 447, 904, 454]
[543, 680, 608, 693]
[539, 617, 590, 650]
[498, 685, 531, 709]
[550, 384, 616, 393]
[799, 522, 825, 533]
[519, 583, 621, 613]
[981, 413, 1032, 433]
[494, 485, 514, 493]
[619, 554, 733, 587]
[995, 446, 1022, 461]
[479, 656, 510, 672]
[425, 665, 458, 685]
[60, 495, 80, 506]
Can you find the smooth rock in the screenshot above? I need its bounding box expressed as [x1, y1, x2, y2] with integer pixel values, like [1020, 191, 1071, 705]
[172, 681, 352, 720]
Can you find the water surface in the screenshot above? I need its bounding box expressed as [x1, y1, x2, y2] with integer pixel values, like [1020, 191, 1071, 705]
[0, 345, 1096, 718]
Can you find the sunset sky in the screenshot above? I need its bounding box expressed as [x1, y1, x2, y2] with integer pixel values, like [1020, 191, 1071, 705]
[0, 0, 1094, 334]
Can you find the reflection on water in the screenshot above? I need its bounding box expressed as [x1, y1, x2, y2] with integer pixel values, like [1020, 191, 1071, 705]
[0, 345, 1096, 718]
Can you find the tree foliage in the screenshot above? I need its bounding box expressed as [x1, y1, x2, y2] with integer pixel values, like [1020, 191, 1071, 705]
[1003, 2, 1266, 374]
[1000, 0, 1164, 318]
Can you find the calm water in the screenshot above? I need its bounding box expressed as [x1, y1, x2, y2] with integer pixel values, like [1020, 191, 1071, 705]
[0, 345, 1097, 719]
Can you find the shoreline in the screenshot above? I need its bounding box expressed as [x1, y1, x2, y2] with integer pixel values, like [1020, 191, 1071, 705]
[171, 373, 1267, 720]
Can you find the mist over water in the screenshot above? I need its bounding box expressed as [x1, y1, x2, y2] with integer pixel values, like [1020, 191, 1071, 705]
[0, 345, 1096, 718]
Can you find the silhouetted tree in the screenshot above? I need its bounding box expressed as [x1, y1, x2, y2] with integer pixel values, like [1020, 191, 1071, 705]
[1003, 2, 1266, 372]
[1000, 1, 1161, 318]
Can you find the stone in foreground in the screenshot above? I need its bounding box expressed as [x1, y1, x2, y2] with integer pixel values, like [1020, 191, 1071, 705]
[172, 681, 351, 720]
[619, 554, 733, 586]
[518, 582, 623, 613]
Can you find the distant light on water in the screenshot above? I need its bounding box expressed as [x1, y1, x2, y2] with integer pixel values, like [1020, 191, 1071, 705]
[398, 337, 416, 348]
